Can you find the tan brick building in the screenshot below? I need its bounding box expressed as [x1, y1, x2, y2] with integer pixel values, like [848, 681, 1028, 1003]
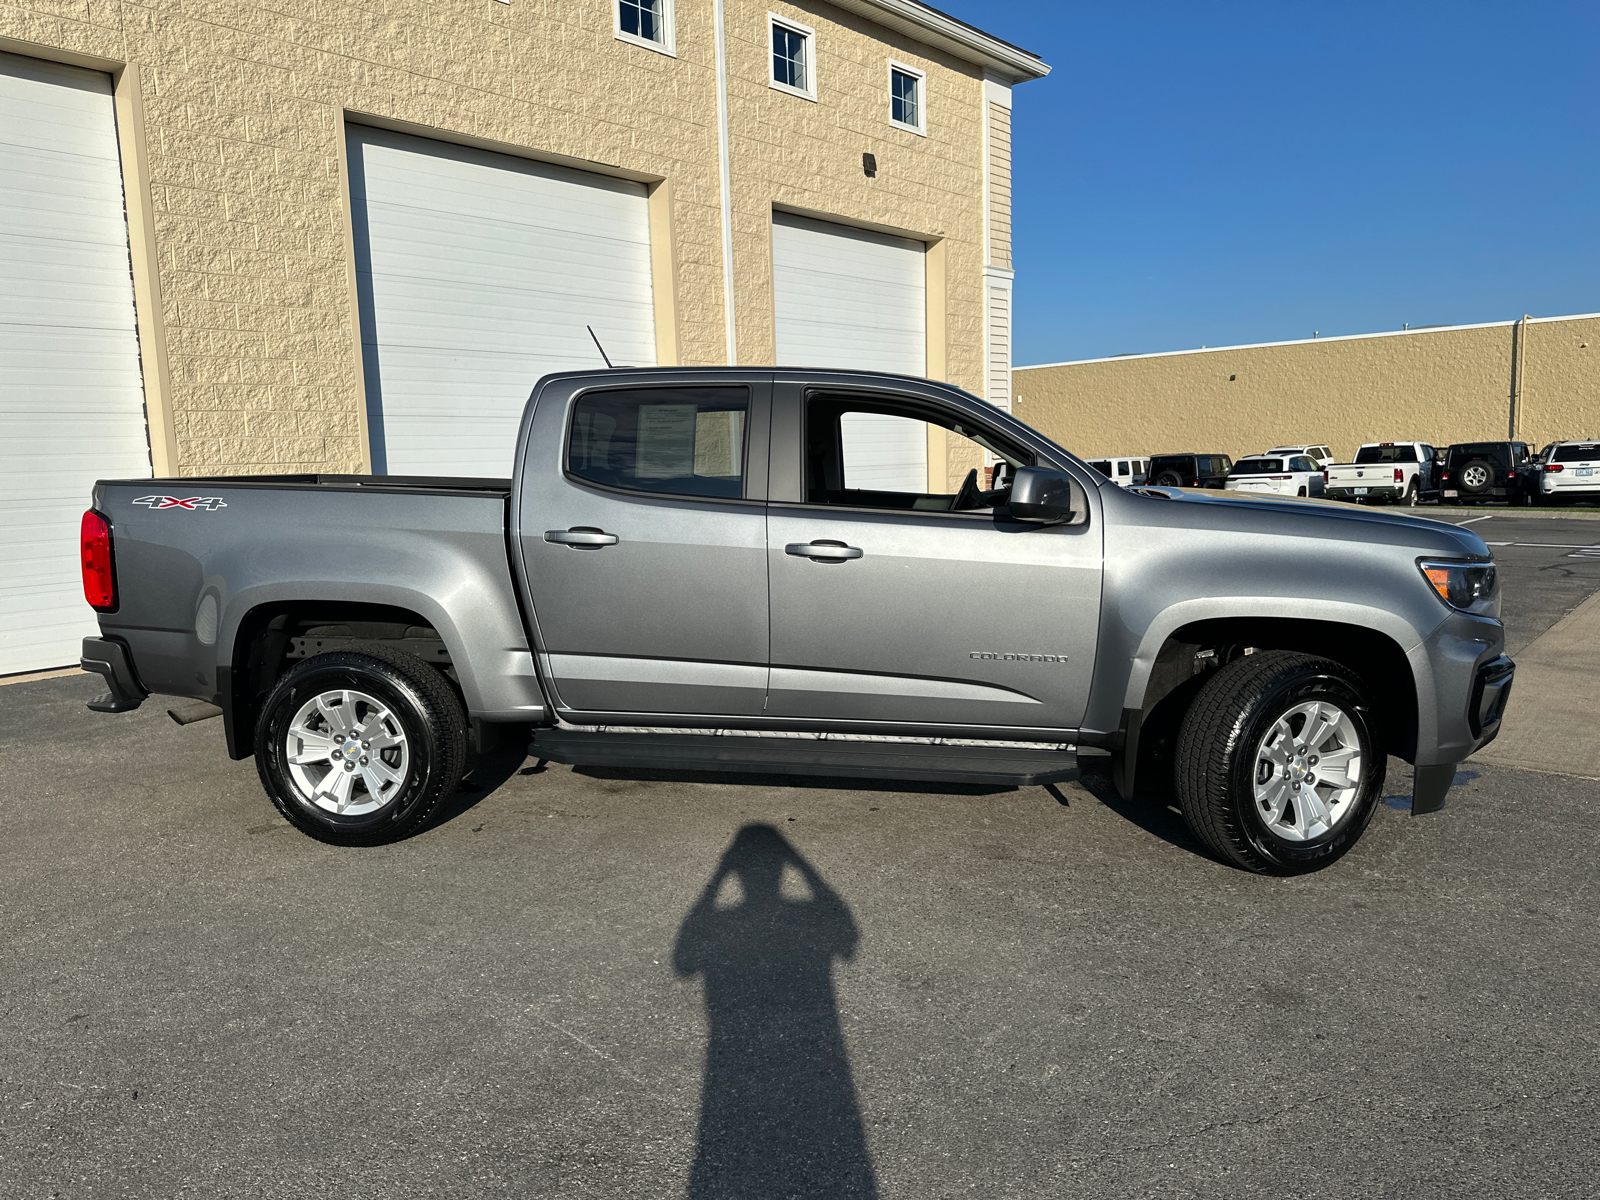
[1014, 313, 1600, 464]
[0, 0, 1046, 673]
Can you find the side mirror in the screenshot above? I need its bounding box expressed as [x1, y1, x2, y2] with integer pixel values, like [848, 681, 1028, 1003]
[1008, 466, 1085, 525]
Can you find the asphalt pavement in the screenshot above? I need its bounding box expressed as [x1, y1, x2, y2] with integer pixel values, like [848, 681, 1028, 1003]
[2, 532, 1598, 1198]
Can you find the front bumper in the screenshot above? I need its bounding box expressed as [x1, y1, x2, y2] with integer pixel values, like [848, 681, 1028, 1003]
[1469, 654, 1515, 750]
[81, 636, 148, 713]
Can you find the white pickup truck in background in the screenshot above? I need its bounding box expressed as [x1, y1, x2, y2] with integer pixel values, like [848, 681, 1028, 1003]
[1323, 441, 1439, 506]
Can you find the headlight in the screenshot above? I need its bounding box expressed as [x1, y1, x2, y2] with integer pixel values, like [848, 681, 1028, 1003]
[1419, 559, 1499, 617]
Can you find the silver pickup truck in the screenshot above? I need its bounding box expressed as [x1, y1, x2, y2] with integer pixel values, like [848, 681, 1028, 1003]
[79, 368, 1514, 874]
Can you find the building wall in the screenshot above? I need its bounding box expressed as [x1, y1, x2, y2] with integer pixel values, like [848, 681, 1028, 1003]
[0, 0, 1019, 478]
[1013, 314, 1600, 462]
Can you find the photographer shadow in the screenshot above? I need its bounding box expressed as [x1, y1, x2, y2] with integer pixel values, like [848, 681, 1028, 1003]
[674, 824, 877, 1199]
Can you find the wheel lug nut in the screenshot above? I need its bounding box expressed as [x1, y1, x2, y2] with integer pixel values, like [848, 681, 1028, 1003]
[344, 762, 354, 771]
[360, 755, 368, 764]
[332, 750, 342, 760]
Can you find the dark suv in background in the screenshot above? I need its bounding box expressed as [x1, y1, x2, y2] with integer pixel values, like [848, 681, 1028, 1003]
[1440, 441, 1534, 505]
[1147, 453, 1234, 488]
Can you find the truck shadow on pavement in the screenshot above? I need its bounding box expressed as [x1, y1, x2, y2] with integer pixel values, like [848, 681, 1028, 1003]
[674, 823, 878, 1199]
[1072, 756, 1219, 863]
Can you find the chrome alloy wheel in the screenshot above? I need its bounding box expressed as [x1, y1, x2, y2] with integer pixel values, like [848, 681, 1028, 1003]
[1461, 463, 1491, 489]
[1252, 700, 1363, 842]
[284, 689, 410, 816]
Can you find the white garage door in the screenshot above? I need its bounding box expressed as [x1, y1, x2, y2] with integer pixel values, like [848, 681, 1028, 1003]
[348, 127, 657, 477]
[0, 53, 150, 676]
[772, 212, 927, 492]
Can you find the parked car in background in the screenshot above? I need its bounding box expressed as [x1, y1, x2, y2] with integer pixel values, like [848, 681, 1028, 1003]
[1267, 444, 1336, 470]
[1536, 440, 1600, 505]
[1147, 453, 1233, 488]
[1441, 441, 1534, 505]
[1085, 456, 1149, 487]
[1226, 454, 1326, 497]
[1325, 442, 1438, 506]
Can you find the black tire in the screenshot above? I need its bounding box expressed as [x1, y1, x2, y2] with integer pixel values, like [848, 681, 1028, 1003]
[1456, 458, 1493, 496]
[255, 643, 467, 846]
[1153, 471, 1183, 487]
[1297, 486, 1307, 497]
[1175, 651, 1384, 875]
[1403, 480, 1419, 506]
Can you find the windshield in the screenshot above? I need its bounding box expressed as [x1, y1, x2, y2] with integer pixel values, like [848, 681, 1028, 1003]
[1355, 445, 1418, 463]
[1554, 444, 1600, 462]
[1231, 458, 1284, 475]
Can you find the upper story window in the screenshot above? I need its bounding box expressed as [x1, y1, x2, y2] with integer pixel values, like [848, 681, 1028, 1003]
[770, 15, 817, 101]
[616, 0, 675, 56]
[889, 61, 925, 134]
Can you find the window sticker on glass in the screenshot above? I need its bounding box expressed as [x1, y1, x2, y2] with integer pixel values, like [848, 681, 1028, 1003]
[635, 404, 699, 478]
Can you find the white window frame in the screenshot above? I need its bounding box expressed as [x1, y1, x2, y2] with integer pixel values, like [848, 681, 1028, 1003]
[887, 59, 927, 136]
[768, 13, 817, 102]
[615, 0, 676, 57]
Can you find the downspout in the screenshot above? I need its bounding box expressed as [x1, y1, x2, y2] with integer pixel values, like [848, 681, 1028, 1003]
[713, 0, 738, 365]
[1508, 314, 1529, 440]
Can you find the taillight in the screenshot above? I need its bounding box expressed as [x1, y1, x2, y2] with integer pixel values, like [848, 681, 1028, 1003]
[1441, 470, 1450, 481]
[1322, 470, 1329, 483]
[1507, 471, 1517, 480]
[80, 510, 115, 611]
[1547, 463, 1564, 472]
[1394, 468, 1404, 482]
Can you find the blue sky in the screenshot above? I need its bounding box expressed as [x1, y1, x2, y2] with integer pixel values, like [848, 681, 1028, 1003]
[942, 2, 1599, 365]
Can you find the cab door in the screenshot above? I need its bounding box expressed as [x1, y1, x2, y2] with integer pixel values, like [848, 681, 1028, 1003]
[515, 378, 771, 718]
[764, 383, 1102, 733]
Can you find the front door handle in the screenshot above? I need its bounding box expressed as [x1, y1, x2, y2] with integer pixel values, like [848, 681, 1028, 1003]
[545, 527, 619, 548]
[785, 540, 864, 562]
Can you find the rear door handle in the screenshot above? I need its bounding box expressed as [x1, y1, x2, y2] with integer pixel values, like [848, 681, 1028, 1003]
[785, 541, 863, 562]
[545, 527, 618, 548]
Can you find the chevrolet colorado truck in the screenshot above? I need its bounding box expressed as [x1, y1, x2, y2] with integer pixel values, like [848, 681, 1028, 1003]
[79, 368, 1515, 874]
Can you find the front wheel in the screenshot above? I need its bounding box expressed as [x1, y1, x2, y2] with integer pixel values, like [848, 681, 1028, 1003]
[1175, 651, 1384, 874]
[255, 643, 467, 845]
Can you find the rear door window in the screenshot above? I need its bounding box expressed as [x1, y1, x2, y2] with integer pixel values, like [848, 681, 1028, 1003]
[568, 387, 750, 499]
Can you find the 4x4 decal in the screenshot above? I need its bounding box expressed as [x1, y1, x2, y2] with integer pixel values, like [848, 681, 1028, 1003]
[132, 495, 228, 511]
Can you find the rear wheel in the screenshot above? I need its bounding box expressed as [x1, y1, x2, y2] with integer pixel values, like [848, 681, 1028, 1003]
[1403, 480, 1419, 506]
[255, 643, 467, 845]
[1153, 471, 1183, 487]
[1175, 651, 1383, 874]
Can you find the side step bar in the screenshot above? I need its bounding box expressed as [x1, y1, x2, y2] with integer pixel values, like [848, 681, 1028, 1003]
[528, 729, 1078, 787]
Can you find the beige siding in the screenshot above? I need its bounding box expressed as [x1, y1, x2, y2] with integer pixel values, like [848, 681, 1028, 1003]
[1014, 315, 1600, 462]
[986, 100, 1012, 269]
[986, 278, 1011, 408]
[0, 0, 1006, 476]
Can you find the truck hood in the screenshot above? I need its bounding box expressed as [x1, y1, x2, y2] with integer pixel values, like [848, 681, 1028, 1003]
[1115, 485, 1490, 558]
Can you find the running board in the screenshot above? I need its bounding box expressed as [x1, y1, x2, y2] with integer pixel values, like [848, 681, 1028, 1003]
[528, 730, 1079, 786]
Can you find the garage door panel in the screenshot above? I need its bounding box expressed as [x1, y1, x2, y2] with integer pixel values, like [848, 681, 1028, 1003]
[772, 212, 928, 492]
[0, 52, 150, 674]
[349, 125, 656, 476]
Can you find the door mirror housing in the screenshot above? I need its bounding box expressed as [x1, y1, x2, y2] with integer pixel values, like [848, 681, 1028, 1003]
[1007, 467, 1086, 525]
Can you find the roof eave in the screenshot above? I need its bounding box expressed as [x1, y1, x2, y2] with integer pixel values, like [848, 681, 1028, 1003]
[828, 0, 1051, 82]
